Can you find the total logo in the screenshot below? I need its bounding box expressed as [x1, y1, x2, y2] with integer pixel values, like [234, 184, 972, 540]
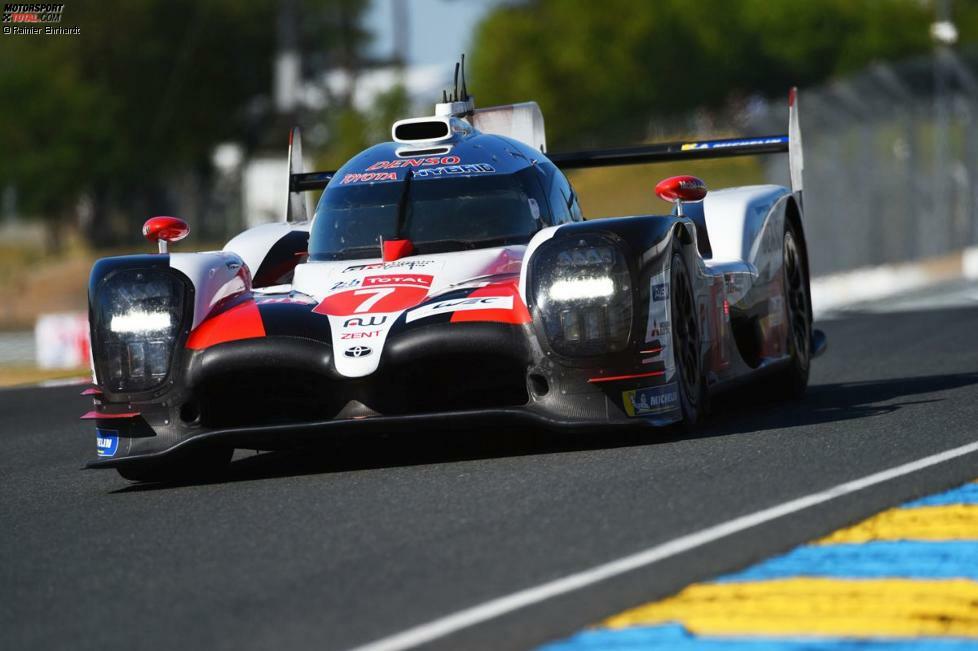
[344, 345, 373, 358]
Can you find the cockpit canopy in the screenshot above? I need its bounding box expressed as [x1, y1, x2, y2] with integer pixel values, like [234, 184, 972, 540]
[309, 131, 580, 261]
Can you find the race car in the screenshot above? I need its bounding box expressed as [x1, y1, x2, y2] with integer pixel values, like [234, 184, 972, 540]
[84, 61, 826, 481]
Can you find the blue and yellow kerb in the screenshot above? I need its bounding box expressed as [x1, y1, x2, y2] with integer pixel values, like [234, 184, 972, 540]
[541, 481, 978, 650]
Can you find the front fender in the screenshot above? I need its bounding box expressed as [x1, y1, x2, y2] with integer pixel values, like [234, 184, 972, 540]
[169, 252, 252, 329]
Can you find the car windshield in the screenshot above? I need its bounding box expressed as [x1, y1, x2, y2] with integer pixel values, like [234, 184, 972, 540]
[309, 168, 547, 260]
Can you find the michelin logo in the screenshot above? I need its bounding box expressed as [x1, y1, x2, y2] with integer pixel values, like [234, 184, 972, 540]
[96, 429, 119, 457]
[622, 383, 679, 417]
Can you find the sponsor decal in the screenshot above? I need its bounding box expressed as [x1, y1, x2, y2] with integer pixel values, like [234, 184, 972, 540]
[340, 329, 381, 340]
[680, 136, 788, 151]
[343, 345, 372, 358]
[96, 428, 119, 457]
[363, 274, 432, 288]
[622, 383, 679, 417]
[343, 315, 387, 328]
[405, 295, 513, 323]
[365, 156, 460, 170]
[255, 295, 317, 304]
[331, 278, 362, 291]
[645, 269, 675, 380]
[342, 260, 439, 273]
[340, 172, 399, 184]
[414, 163, 495, 178]
[315, 275, 434, 317]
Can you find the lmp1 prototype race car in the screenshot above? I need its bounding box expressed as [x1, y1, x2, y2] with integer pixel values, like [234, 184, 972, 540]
[84, 61, 826, 481]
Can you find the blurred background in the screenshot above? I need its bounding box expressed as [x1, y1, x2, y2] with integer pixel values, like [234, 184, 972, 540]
[0, 0, 976, 384]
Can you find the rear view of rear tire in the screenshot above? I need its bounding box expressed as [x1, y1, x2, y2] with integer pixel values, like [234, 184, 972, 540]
[670, 246, 708, 428]
[772, 221, 812, 398]
[116, 445, 232, 483]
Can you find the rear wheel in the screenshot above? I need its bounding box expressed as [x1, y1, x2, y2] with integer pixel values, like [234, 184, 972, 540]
[670, 247, 708, 428]
[116, 445, 232, 483]
[772, 222, 812, 398]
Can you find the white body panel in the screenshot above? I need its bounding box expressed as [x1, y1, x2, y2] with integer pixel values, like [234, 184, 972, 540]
[518, 225, 561, 301]
[702, 185, 790, 265]
[169, 252, 250, 329]
[471, 102, 547, 153]
[291, 246, 526, 377]
[223, 221, 311, 281]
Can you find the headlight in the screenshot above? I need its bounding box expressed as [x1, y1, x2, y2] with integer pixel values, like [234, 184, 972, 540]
[530, 235, 633, 356]
[92, 268, 187, 393]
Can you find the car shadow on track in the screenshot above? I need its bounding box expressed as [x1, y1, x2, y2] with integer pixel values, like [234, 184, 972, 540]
[702, 371, 978, 438]
[112, 371, 978, 492]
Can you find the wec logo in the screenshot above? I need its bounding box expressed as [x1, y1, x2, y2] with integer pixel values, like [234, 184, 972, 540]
[405, 295, 513, 323]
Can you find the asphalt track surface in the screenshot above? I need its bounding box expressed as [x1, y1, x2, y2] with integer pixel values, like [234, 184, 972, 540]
[5, 282, 978, 651]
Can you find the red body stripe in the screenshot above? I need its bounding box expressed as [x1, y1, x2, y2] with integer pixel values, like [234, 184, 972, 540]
[80, 411, 140, 420]
[587, 370, 665, 384]
[450, 281, 531, 325]
[186, 300, 265, 350]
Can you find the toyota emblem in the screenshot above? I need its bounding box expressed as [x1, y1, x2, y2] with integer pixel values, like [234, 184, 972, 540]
[344, 345, 372, 358]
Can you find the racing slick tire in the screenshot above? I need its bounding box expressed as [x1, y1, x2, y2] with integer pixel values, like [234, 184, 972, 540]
[116, 445, 233, 483]
[769, 220, 812, 399]
[670, 244, 709, 429]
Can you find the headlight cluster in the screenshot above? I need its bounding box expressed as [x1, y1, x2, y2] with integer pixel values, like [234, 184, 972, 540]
[531, 235, 633, 356]
[92, 269, 187, 393]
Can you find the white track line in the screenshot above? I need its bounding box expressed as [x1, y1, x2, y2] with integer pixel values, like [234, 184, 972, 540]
[348, 440, 978, 651]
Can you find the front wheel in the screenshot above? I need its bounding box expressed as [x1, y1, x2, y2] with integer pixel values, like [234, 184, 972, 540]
[670, 246, 708, 428]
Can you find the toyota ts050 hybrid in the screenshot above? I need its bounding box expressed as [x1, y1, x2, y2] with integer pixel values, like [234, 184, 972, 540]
[84, 61, 826, 481]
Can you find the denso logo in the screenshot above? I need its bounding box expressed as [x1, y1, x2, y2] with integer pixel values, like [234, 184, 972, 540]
[365, 156, 460, 170]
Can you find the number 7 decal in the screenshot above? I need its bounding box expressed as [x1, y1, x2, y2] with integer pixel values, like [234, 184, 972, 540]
[313, 282, 431, 317]
[352, 287, 396, 313]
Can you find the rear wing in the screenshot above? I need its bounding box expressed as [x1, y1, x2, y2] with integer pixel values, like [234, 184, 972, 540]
[283, 88, 803, 208]
[549, 87, 804, 196]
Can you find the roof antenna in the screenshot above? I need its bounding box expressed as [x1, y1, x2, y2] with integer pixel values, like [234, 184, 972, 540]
[453, 62, 460, 101]
[460, 53, 468, 101]
[443, 89, 448, 103]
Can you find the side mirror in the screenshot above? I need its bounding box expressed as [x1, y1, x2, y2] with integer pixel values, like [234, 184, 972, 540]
[655, 175, 707, 216]
[143, 216, 189, 254]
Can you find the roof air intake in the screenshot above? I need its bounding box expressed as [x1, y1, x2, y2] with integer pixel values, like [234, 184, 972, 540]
[392, 117, 451, 144]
